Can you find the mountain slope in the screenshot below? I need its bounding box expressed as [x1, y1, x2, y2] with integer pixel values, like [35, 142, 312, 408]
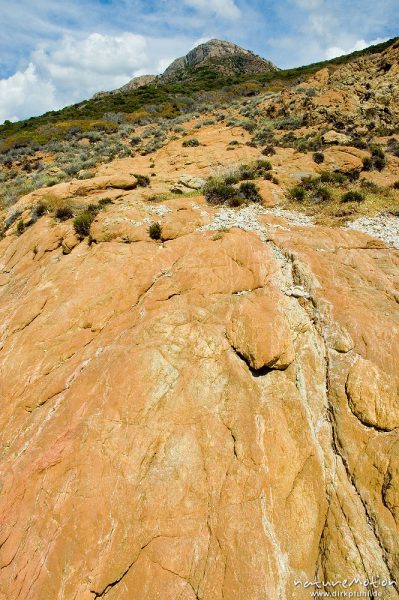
[0, 34, 399, 600]
[0, 37, 397, 151]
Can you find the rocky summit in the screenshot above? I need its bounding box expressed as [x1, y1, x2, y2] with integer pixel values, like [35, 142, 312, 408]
[0, 37, 399, 600]
[105, 39, 278, 96]
[161, 38, 278, 81]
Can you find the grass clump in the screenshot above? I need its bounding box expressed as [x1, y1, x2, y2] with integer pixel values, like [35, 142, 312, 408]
[73, 212, 94, 237]
[341, 190, 365, 203]
[55, 206, 74, 221]
[30, 201, 48, 222]
[311, 186, 331, 202]
[239, 181, 262, 203]
[313, 151, 325, 164]
[16, 219, 25, 235]
[289, 186, 306, 201]
[98, 197, 113, 207]
[362, 146, 386, 171]
[148, 222, 162, 240]
[204, 180, 238, 205]
[133, 173, 150, 187]
[182, 138, 200, 147]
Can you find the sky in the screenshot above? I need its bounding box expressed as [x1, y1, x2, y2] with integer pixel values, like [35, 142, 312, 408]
[0, 0, 398, 123]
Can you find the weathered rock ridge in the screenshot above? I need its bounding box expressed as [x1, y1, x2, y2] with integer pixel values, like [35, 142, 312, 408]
[0, 188, 398, 599]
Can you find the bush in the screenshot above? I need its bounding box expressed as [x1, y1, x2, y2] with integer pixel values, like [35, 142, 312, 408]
[228, 196, 246, 207]
[239, 182, 262, 203]
[98, 197, 113, 207]
[255, 160, 272, 176]
[289, 186, 306, 201]
[73, 211, 94, 237]
[182, 138, 200, 147]
[133, 173, 150, 187]
[16, 219, 25, 235]
[31, 201, 48, 221]
[341, 190, 365, 203]
[362, 147, 386, 171]
[55, 206, 74, 221]
[262, 145, 276, 156]
[238, 164, 256, 180]
[312, 186, 331, 202]
[313, 152, 325, 164]
[393, 180, 399, 190]
[204, 179, 238, 205]
[320, 171, 347, 185]
[148, 222, 162, 240]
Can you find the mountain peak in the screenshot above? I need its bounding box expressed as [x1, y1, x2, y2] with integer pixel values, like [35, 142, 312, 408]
[161, 38, 278, 81]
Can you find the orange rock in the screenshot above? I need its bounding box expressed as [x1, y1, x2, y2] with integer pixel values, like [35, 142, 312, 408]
[346, 358, 399, 430]
[226, 291, 295, 370]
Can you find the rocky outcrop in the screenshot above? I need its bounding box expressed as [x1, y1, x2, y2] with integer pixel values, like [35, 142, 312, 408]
[95, 39, 278, 98]
[161, 39, 278, 82]
[0, 189, 398, 599]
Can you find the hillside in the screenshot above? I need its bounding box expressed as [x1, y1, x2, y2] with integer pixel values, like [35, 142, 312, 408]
[0, 36, 399, 599]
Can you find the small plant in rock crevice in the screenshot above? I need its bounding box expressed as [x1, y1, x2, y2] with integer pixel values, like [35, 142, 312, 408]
[148, 222, 162, 240]
[73, 212, 94, 238]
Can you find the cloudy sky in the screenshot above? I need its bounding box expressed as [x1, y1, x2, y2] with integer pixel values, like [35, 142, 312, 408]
[0, 0, 398, 123]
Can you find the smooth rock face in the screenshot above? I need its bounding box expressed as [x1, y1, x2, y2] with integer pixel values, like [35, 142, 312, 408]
[226, 292, 295, 370]
[0, 197, 399, 599]
[346, 358, 399, 430]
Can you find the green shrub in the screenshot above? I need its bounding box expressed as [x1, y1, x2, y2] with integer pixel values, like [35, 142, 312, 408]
[341, 190, 365, 203]
[300, 176, 320, 190]
[98, 197, 113, 207]
[276, 116, 304, 130]
[228, 196, 246, 207]
[393, 180, 399, 190]
[362, 147, 386, 171]
[289, 186, 306, 201]
[262, 145, 276, 156]
[320, 171, 347, 185]
[148, 222, 162, 240]
[204, 180, 238, 205]
[16, 219, 25, 235]
[55, 206, 74, 221]
[73, 211, 94, 237]
[31, 201, 48, 222]
[313, 152, 325, 164]
[238, 164, 256, 180]
[239, 181, 262, 203]
[255, 159, 272, 176]
[312, 186, 331, 202]
[182, 138, 200, 147]
[133, 173, 150, 187]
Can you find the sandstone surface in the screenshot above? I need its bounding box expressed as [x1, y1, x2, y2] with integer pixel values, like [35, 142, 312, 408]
[1, 37, 399, 600]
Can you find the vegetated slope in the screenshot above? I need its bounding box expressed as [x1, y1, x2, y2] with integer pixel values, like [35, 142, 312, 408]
[0, 37, 396, 152]
[0, 35, 399, 600]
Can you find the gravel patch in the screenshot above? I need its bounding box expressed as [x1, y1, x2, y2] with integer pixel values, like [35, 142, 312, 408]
[346, 215, 399, 249]
[197, 204, 313, 239]
[198, 205, 269, 240]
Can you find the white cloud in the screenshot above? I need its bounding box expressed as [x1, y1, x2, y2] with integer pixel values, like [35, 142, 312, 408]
[0, 32, 192, 122]
[183, 0, 240, 20]
[33, 32, 151, 100]
[0, 63, 56, 123]
[325, 37, 387, 59]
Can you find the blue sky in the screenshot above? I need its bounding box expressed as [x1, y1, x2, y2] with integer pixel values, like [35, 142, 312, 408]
[0, 0, 398, 123]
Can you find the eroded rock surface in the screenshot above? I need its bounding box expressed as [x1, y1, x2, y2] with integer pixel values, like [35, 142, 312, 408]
[0, 192, 398, 600]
